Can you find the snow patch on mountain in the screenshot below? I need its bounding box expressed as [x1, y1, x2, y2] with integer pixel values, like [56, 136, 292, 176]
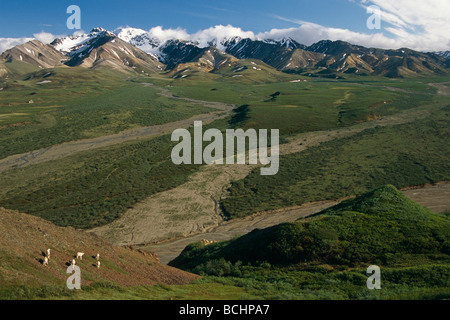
[263, 37, 305, 50]
[115, 25, 257, 57]
[434, 51, 450, 59]
[115, 27, 146, 43]
[52, 28, 115, 55]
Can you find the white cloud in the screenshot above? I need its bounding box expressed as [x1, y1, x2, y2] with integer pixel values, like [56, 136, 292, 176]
[259, 0, 450, 51]
[33, 31, 57, 44]
[147, 26, 191, 43]
[2, 0, 449, 57]
[123, 25, 256, 54]
[256, 21, 401, 49]
[136, 6, 450, 52]
[126, 26, 193, 55]
[144, 25, 255, 50]
[190, 25, 256, 49]
[358, 0, 450, 51]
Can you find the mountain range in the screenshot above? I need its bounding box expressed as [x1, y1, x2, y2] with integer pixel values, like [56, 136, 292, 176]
[1, 27, 449, 78]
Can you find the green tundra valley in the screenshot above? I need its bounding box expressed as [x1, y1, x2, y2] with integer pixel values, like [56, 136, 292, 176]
[0, 4, 449, 301]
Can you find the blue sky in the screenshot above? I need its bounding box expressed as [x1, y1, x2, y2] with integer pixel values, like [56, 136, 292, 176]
[0, 0, 449, 52]
[0, 0, 371, 37]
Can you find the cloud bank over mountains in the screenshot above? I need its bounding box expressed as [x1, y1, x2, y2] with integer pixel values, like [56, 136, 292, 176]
[1, 0, 449, 55]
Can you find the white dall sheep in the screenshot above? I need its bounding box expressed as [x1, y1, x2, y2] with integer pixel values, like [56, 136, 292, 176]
[46, 248, 51, 259]
[96, 253, 100, 261]
[71, 259, 76, 266]
[43, 257, 49, 266]
[97, 261, 101, 269]
[76, 252, 85, 260]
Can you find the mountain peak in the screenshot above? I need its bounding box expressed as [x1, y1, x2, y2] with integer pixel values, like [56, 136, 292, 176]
[51, 27, 116, 54]
[0, 39, 67, 69]
[263, 37, 306, 50]
[90, 27, 107, 33]
[435, 50, 450, 59]
[114, 27, 147, 42]
[2, 26, 448, 78]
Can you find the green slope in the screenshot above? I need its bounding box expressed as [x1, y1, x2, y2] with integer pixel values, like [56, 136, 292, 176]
[170, 185, 450, 269]
[221, 105, 450, 218]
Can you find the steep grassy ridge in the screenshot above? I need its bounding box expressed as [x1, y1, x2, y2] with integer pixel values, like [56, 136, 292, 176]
[169, 185, 450, 300]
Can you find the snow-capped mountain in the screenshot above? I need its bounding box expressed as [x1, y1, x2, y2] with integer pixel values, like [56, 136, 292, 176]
[157, 40, 204, 69]
[435, 51, 450, 59]
[23, 27, 165, 73]
[114, 27, 305, 56]
[219, 37, 323, 71]
[115, 27, 161, 59]
[113, 27, 312, 69]
[262, 38, 306, 50]
[114, 27, 147, 43]
[115, 27, 204, 61]
[114, 27, 238, 66]
[1, 26, 449, 78]
[52, 27, 114, 55]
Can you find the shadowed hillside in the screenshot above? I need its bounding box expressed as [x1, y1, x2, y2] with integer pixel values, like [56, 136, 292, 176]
[170, 185, 450, 269]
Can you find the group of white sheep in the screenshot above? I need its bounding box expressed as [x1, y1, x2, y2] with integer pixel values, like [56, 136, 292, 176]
[42, 249, 101, 269]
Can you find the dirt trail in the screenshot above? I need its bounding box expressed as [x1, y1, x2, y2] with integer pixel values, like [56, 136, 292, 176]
[91, 100, 446, 250]
[402, 181, 450, 213]
[429, 82, 450, 97]
[0, 86, 235, 173]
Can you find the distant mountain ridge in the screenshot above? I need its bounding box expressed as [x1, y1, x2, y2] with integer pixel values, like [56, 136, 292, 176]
[1, 27, 449, 78]
[115, 27, 450, 77]
[435, 51, 450, 59]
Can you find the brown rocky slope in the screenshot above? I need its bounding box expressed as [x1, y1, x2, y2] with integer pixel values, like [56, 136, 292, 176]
[0, 207, 199, 290]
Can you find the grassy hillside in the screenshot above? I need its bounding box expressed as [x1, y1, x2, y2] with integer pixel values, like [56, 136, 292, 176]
[168, 76, 436, 138]
[1, 74, 447, 231]
[1, 61, 449, 300]
[0, 134, 201, 229]
[2, 185, 449, 300]
[222, 105, 450, 218]
[0, 209, 269, 300]
[172, 185, 450, 268]
[0, 207, 199, 299]
[0, 68, 212, 159]
[169, 185, 450, 299]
